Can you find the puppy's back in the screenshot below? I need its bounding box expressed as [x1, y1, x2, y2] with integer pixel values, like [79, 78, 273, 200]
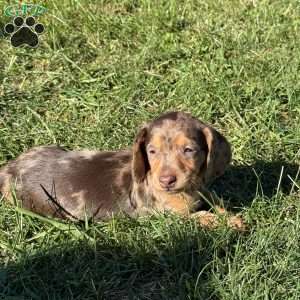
[0, 146, 134, 219]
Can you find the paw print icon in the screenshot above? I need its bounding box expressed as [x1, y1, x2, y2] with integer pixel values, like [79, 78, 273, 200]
[4, 16, 45, 48]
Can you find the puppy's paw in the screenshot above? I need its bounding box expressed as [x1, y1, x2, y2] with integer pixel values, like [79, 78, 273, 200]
[227, 214, 248, 232]
[191, 211, 219, 229]
[191, 210, 247, 232]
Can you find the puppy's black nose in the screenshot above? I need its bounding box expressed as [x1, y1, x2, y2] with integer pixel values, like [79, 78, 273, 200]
[159, 175, 177, 188]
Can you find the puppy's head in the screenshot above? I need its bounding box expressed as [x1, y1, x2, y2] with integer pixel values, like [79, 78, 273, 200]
[132, 111, 231, 194]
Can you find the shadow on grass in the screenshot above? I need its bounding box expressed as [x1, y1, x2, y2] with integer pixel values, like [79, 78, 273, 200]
[0, 160, 298, 299]
[212, 160, 299, 210]
[0, 219, 238, 300]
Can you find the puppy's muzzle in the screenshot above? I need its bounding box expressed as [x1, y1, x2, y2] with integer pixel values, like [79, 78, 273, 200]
[159, 174, 177, 189]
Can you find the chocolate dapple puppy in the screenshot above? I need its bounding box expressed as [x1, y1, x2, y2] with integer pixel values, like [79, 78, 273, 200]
[0, 111, 242, 228]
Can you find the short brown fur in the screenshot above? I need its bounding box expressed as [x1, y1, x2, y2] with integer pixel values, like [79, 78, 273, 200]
[0, 111, 244, 229]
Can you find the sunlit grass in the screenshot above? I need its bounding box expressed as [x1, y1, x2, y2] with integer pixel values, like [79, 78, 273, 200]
[0, 0, 299, 299]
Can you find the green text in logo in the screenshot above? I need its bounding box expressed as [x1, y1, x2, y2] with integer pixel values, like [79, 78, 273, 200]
[4, 4, 46, 17]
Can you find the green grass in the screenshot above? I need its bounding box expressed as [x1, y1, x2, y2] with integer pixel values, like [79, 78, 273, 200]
[0, 0, 300, 299]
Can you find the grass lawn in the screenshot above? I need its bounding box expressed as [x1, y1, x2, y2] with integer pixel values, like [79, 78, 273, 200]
[0, 0, 300, 299]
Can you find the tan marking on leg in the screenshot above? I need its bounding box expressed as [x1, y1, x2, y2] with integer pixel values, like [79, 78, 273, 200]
[191, 210, 247, 232]
[163, 193, 196, 215]
[227, 215, 247, 232]
[191, 211, 219, 228]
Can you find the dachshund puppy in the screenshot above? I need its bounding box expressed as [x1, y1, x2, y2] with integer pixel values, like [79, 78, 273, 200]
[0, 111, 243, 228]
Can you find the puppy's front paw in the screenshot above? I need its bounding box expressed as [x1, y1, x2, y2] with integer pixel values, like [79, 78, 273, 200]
[227, 214, 248, 232]
[191, 211, 219, 229]
[191, 210, 247, 232]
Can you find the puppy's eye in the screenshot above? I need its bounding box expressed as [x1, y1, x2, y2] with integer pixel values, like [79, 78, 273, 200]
[184, 147, 194, 154]
[147, 147, 156, 155]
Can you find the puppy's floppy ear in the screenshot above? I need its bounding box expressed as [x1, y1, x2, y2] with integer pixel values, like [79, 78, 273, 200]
[200, 124, 232, 185]
[132, 125, 150, 183]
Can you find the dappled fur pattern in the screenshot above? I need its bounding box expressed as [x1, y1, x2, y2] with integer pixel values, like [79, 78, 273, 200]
[0, 112, 244, 229]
